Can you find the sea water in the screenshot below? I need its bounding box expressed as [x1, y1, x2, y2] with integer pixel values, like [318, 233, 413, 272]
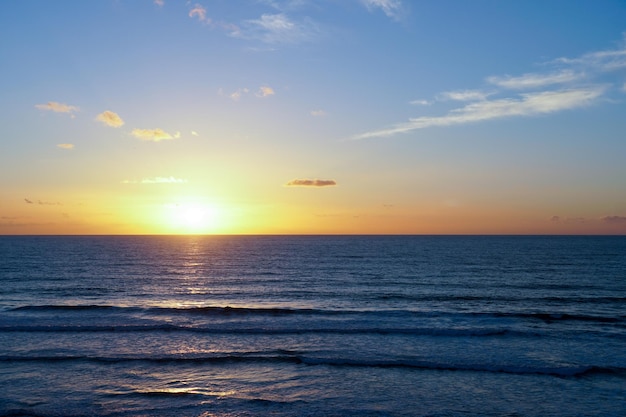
[0, 235, 624, 416]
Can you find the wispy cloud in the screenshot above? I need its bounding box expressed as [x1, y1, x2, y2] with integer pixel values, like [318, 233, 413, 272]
[437, 90, 491, 102]
[96, 110, 124, 128]
[487, 69, 583, 90]
[228, 88, 249, 101]
[56, 143, 74, 150]
[131, 128, 175, 142]
[35, 101, 79, 116]
[285, 178, 337, 187]
[354, 87, 605, 139]
[191, 131, 199, 136]
[122, 176, 188, 184]
[256, 86, 275, 97]
[189, 4, 209, 23]
[234, 13, 318, 44]
[353, 36, 626, 140]
[24, 198, 62, 205]
[154, 0, 164, 6]
[410, 99, 431, 106]
[361, 0, 405, 20]
[601, 215, 626, 224]
[310, 109, 327, 116]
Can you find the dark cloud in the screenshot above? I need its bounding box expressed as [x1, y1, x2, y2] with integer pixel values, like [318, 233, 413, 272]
[601, 215, 626, 224]
[285, 179, 337, 187]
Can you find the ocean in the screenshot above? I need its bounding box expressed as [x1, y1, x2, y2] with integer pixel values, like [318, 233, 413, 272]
[0, 235, 624, 416]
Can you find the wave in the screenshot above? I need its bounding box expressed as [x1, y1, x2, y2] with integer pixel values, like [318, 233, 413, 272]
[9, 304, 624, 324]
[1, 353, 622, 378]
[0, 323, 517, 337]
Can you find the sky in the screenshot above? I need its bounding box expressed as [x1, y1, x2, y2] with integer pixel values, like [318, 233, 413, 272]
[1, 0, 626, 235]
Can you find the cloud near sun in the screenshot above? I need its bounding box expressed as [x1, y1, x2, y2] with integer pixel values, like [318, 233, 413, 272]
[35, 101, 79, 115]
[131, 128, 175, 142]
[353, 39, 626, 140]
[96, 111, 125, 128]
[285, 179, 337, 187]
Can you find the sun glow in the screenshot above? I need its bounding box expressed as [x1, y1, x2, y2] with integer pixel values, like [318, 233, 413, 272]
[165, 202, 220, 234]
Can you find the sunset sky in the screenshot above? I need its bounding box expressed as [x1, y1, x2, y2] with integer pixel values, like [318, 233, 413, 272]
[1, 0, 626, 234]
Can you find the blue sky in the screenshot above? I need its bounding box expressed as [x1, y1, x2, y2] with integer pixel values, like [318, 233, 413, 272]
[1, 0, 626, 234]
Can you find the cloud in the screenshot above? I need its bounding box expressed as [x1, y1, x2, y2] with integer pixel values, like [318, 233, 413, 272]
[25, 198, 62, 205]
[96, 110, 124, 128]
[191, 131, 199, 136]
[122, 176, 188, 184]
[189, 4, 209, 23]
[354, 87, 605, 139]
[353, 36, 626, 140]
[601, 215, 626, 224]
[35, 101, 79, 115]
[285, 178, 337, 187]
[437, 90, 491, 101]
[154, 0, 164, 6]
[550, 216, 587, 224]
[361, 0, 404, 20]
[235, 13, 318, 44]
[310, 109, 327, 116]
[57, 143, 74, 150]
[131, 128, 175, 142]
[410, 99, 431, 106]
[257, 86, 275, 97]
[487, 70, 583, 90]
[227, 88, 249, 101]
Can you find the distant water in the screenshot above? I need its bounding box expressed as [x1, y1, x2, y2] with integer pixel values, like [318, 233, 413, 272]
[1, 235, 625, 417]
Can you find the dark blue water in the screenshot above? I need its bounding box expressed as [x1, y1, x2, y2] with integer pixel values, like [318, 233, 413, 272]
[1, 236, 625, 416]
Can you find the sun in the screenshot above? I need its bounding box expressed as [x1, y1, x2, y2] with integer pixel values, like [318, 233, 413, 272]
[165, 202, 220, 234]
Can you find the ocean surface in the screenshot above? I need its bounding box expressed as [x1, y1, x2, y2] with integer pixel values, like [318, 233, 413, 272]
[0, 235, 625, 417]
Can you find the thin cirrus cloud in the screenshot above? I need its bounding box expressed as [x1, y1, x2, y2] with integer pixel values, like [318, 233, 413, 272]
[56, 143, 74, 150]
[35, 101, 79, 116]
[234, 13, 319, 44]
[122, 177, 188, 184]
[285, 179, 337, 187]
[131, 128, 174, 142]
[355, 87, 605, 139]
[486, 69, 583, 90]
[96, 111, 124, 128]
[361, 0, 405, 20]
[353, 38, 626, 140]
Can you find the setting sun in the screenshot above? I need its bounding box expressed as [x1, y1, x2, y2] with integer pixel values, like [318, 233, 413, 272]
[164, 202, 220, 234]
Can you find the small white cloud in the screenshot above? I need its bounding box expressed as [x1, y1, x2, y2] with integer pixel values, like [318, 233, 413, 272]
[189, 4, 209, 22]
[56, 143, 74, 150]
[96, 110, 124, 128]
[191, 131, 199, 136]
[257, 86, 275, 97]
[154, 0, 164, 6]
[131, 128, 175, 142]
[310, 109, 327, 116]
[229, 88, 249, 101]
[410, 99, 431, 106]
[174, 131, 181, 139]
[35, 101, 79, 115]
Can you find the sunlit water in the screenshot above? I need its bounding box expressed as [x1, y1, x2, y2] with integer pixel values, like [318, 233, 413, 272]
[1, 235, 625, 416]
